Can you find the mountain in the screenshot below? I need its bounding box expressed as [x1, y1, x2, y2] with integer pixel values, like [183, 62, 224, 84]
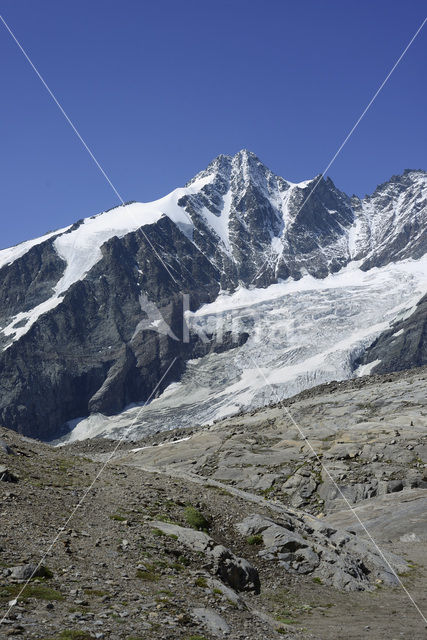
[0, 150, 426, 440]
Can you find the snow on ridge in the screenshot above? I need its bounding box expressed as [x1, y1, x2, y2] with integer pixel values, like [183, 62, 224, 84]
[0, 174, 214, 348]
[199, 190, 233, 255]
[54, 172, 214, 294]
[0, 226, 71, 271]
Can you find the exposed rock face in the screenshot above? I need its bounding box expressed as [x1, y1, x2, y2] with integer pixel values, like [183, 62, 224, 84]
[236, 513, 407, 591]
[356, 293, 427, 373]
[119, 366, 427, 534]
[351, 169, 427, 270]
[0, 218, 221, 439]
[0, 151, 425, 439]
[181, 153, 355, 285]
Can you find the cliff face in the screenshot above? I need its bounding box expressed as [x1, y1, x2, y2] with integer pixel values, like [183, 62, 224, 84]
[356, 292, 427, 374]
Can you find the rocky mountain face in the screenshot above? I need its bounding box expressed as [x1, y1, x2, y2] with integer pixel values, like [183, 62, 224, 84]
[351, 169, 427, 270]
[0, 151, 426, 439]
[357, 292, 427, 374]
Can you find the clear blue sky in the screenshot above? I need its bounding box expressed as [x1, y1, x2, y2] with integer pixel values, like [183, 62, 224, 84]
[1, 0, 426, 249]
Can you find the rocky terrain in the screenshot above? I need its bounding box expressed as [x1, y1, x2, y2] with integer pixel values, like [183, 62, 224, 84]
[1, 367, 426, 639]
[0, 151, 426, 441]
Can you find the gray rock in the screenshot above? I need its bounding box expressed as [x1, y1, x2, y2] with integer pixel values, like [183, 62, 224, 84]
[10, 564, 51, 581]
[192, 607, 230, 636]
[0, 466, 18, 483]
[0, 439, 14, 455]
[207, 577, 246, 609]
[236, 512, 408, 591]
[149, 521, 260, 593]
[325, 488, 427, 542]
[211, 545, 260, 594]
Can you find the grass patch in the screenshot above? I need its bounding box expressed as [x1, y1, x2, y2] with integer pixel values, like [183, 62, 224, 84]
[247, 534, 263, 546]
[56, 458, 74, 473]
[184, 506, 210, 532]
[312, 577, 323, 584]
[42, 632, 95, 640]
[136, 563, 159, 582]
[178, 554, 190, 567]
[194, 576, 208, 588]
[109, 514, 127, 522]
[153, 513, 180, 525]
[0, 583, 63, 601]
[83, 588, 108, 597]
[206, 484, 232, 497]
[276, 615, 297, 625]
[260, 486, 275, 498]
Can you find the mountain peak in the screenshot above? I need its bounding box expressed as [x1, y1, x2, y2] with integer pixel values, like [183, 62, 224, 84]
[233, 148, 260, 161]
[186, 149, 266, 187]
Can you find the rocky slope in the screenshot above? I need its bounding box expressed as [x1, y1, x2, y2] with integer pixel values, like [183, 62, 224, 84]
[0, 151, 426, 440]
[1, 368, 426, 639]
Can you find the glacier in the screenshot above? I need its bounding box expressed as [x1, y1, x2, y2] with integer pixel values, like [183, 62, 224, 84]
[57, 254, 427, 443]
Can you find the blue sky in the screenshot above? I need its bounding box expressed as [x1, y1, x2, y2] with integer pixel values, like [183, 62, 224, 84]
[0, 0, 426, 249]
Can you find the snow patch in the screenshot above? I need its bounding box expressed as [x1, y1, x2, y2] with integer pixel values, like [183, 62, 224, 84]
[355, 359, 382, 377]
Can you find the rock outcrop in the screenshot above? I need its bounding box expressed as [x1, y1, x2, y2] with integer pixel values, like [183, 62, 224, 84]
[236, 513, 407, 591]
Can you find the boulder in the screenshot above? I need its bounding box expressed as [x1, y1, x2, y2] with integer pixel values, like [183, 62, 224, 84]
[10, 564, 51, 581]
[192, 607, 230, 636]
[0, 465, 18, 483]
[0, 439, 14, 455]
[149, 521, 260, 593]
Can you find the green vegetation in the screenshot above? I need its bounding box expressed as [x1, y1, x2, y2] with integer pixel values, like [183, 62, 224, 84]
[109, 514, 127, 522]
[206, 484, 232, 497]
[260, 485, 275, 498]
[42, 632, 95, 640]
[312, 576, 323, 584]
[0, 583, 63, 601]
[56, 458, 74, 473]
[83, 588, 108, 597]
[247, 534, 263, 545]
[178, 554, 190, 566]
[194, 576, 208, 588]
[184, 506, 210, 531]
[153, 513, 180, 525]
[136, 563, 159, 582]
[276, 614, 297, 624]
